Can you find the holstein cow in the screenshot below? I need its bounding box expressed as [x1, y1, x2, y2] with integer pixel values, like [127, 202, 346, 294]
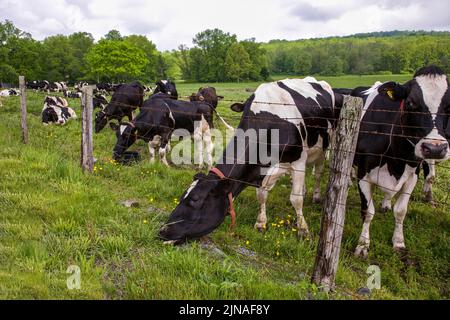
[110, 93, 215, 167]
[27, 80, 49, 92]
[0, 89, 19, 97]
[159, 77, 343, 244]
[350, 65, 449, 258]
[95, 81, 144, 133]
[335, 84, 443, 204]
[154, 80, 178, 100]
[42, 96, 77, 125]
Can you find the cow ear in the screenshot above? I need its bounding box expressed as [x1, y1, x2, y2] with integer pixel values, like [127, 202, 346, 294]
[231, 103, 245, 113]
[378, 82, 408, 101]
[109, 122, 119, 131]
[218, 95, 224, 100]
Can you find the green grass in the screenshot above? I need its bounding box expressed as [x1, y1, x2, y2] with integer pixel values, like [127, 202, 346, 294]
[0, 75, 449, 300]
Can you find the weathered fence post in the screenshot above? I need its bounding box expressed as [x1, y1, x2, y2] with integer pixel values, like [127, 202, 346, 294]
[312, 96, 363, 292]
[19, 76, 28, 144]
[81, 86, 94, 173]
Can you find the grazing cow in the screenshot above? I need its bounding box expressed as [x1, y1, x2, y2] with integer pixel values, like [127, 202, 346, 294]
[154, 80, 178, 99]
[42, 96, 77, 125]
[110, 95, 215, 167]
[49, 82, 68, 92]
[27, 80, 49, 92]
[94, 81, 144, 133]
[348, 65, 449, 258]
[159, 77, 343, 244]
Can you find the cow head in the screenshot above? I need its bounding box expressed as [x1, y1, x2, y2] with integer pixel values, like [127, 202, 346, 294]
[159, 172, 230, 244]
[95, 109, 109, 133]
[110, 122, 138, 160]
[378, 66, 450, 161]
[189, 87, 224, 109]
[154, 80, 178, 99]
[93, 94, 108, 109]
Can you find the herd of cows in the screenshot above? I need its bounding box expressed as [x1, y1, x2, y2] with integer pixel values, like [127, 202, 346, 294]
[3, 65, 449, 259]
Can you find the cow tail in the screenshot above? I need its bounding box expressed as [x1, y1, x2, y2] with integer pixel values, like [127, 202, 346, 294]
[212, 109, 234, 131]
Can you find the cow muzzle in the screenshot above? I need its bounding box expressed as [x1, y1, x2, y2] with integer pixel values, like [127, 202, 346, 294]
[421, 142, 449, 160]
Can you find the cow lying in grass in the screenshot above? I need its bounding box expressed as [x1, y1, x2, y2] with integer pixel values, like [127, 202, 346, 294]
[42, 96, 77, 125]
[159, 77, 344, 244]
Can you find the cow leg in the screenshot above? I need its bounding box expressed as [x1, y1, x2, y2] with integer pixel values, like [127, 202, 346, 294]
[159, 135, 171, 167]
[291, 156, 309, 239]
[355, 178, 375, 259]
[255, 165, 288, 232]
[423, 161, 435, 204]
[392, 173, 418, 251]
[203, 126, 214, 171]
[381, 193, 393, 213]
[148, 135, 161, 164]
[193, 122, 204, 169]
[312, 152, 326, 204]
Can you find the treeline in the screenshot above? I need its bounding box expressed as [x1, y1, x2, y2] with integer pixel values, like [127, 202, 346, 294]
[265, 33, 450, 76]
[0, 21, 178, 85]
[1, 19, 450, 86]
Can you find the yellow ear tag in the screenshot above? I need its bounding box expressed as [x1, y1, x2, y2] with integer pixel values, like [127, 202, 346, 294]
[387, 90, 394, 99]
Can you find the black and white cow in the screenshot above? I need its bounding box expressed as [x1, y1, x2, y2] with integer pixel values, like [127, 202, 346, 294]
[27, 80, 49, 92]
[159, 77, 343, 244]
[94, 81, 145, 133]
[335, 83, 444, 205]
[349, 65, 449, 258]
[49, 82, 68, 93]
[154, 80, 178, 100]
[110, 93, 215, 167]
[0, 89, 19, 97]
[64, 90, 82, 99]
[42, 96, 77, 125]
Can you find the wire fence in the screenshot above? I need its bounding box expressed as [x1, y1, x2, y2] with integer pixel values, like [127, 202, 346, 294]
[19, 83, 450, 298]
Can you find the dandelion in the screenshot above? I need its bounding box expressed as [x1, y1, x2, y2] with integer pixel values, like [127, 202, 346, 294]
[245, 240, 250, 246]
[292, 228, 298, 232]
[279, 220, 285, 225]
[276, 251, 280, 257]
[143, 220, 148, 224]
[271, 223, 277, 227]
[150, 197, 155, 203]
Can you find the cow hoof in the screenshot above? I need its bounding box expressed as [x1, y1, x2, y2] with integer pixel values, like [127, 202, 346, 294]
[354, 245, 369, 259]
[393, 243, 406, 252]
[381, 206, 391, 214]
[313, 196, 322, 204]
[254, 223, 267, 233]
[297, 229, 311, 241]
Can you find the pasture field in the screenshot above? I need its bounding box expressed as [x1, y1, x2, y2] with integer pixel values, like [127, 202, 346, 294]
[0, 74, 449, 300]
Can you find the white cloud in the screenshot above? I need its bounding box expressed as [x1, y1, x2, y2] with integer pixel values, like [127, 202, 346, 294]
[0, 0, 448, 50]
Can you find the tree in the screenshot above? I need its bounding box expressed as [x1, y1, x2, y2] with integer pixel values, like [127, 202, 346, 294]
[225, 43, 251, 82]
[104, 30, 123, 41]
[240, 38, 268, 80]
[85, 40, 149, 82]
[123, 35, 158, 81]
[192, 28, 237, 82]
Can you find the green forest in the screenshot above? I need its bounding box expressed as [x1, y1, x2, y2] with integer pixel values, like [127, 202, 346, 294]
[1, 19, 449, 85]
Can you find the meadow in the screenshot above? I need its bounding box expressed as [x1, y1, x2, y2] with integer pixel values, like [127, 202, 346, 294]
[0, 74, 449, 300]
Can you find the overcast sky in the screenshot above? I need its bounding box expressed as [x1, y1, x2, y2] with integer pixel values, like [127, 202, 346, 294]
[1, 0, 449, 50]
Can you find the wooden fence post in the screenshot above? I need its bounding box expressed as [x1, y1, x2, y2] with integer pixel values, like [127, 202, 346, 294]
[81, 86, 94, 173]
[312, 96, 363, 292]
[19, 76, 28, 144]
